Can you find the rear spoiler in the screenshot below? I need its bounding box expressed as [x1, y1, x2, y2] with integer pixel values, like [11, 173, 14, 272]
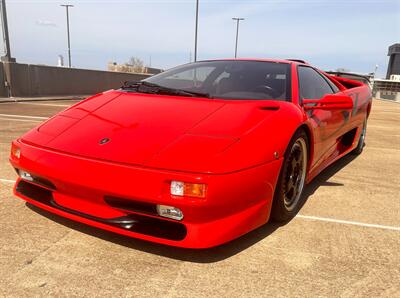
[325, 73, 366, 91]
[286, 59, 308, 64]
[326, 71, 371, 83]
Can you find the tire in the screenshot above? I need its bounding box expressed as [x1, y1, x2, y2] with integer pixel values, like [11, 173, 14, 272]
[352, 119, 367, 155]
[271, 130, 308, 222]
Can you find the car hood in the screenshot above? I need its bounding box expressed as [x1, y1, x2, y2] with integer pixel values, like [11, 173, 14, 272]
[22, 91, 282, 173]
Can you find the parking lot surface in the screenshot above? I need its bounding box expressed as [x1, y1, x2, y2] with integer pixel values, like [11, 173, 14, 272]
[0, 99, 399, 297]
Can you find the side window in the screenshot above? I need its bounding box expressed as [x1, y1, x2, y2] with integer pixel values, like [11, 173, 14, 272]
[325, 76, 340, 93]
[298, 66, 334, 99]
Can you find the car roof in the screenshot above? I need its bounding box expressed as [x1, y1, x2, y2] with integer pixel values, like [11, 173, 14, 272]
[198, 58, 306, 65]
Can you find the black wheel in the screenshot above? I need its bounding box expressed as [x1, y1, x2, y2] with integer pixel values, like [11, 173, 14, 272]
[271, 130, 308, 222]
[352, 119, 367, 155]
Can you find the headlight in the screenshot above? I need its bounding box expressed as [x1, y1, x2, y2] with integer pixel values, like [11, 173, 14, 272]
[156, 205, 184, 220]
[11, 143, 20, 159]
[18, 169, 33, 182]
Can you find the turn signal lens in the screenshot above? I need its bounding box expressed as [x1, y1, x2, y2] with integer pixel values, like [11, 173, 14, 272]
[184, 183, 207, 198]
[156, 205, 184, 220]
[170, 181, 207, 198]
[11, 143, 20, 159]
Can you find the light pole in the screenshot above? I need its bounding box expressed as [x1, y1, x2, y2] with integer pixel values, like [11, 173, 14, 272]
[194, 0, 199, 62]
[0, 0, 15, 62]
[61, 4, 73, 68]
[232, 17, 244, 58]
[374, 64, 379, 79]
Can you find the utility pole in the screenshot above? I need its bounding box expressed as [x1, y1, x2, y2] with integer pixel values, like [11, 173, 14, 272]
[194, 0, 199, 62]
[1, 0, 15, 62]
[232, 17, 244, 58]
[61, 4, 73, 68]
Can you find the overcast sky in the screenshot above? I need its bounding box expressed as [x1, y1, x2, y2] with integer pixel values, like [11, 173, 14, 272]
[1, 0, 399, 77]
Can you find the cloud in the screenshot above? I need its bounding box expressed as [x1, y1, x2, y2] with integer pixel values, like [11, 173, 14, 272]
[35, 20, 57, 27]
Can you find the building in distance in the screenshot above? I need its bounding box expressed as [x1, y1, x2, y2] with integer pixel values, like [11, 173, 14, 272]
[108, 61, 163, 75]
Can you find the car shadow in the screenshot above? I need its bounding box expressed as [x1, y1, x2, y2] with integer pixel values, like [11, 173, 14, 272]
[26, 202, 285, 263]
[26, 153, 358, 263]
[299, 153, 358, 209]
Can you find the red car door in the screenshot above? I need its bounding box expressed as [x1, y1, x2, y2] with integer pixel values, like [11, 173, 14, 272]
[297, 66, 350, 169]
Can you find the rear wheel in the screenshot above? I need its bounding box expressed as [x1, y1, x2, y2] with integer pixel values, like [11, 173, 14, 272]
[352, 119, 367, 155]
[271, 130, 308, 222]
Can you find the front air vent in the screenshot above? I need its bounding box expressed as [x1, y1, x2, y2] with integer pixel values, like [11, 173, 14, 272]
[15, 181, 186, 241]
[259, 105, 280, 111]
[104, 196, 158, 216]
[16, 180, 53, 204]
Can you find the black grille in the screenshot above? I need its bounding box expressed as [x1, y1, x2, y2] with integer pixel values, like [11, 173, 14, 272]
[16, 180, 53, 204]
[15, 180, 186, 241]
[104, 196, 158, 216]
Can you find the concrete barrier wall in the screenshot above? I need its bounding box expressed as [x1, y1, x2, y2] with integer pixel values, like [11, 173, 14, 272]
[0, 64, 8, 97]
[1, 62, 151, 98]
[374, 90, 400, 102]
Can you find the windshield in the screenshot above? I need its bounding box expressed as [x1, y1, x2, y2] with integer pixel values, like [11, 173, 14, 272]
[142, 60, 291, 101]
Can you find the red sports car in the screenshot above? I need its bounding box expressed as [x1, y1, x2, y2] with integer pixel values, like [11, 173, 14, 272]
[9, 59, 372, 248]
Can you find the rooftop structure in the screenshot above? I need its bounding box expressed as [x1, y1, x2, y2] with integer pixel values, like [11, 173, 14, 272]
[386, 43, 400, 79]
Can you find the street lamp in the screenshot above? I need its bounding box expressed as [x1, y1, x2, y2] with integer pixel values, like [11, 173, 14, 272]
[374, 64, 379, 79]
[0, 0, 15, 62]
[232, 17, 244, 58]
[61, 4, 73, 68]
[194, 0, 199, 62]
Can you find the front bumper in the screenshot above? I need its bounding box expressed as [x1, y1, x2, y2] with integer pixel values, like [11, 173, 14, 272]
[10, 140, 282, 248]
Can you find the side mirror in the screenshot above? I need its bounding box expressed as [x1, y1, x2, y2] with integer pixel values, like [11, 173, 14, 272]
[303, 94, 354, 110]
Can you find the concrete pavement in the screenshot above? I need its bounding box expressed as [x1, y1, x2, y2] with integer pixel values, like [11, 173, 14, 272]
[0, 99, 399, 297]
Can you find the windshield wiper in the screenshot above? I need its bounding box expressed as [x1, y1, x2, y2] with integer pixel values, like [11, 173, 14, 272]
[121, 81, 212, 99]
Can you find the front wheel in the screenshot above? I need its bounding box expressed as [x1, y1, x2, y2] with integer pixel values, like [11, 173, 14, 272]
[271, 130, 308, 222]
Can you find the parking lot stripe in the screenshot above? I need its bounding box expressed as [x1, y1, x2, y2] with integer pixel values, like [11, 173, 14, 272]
[0, 178, 15, 184]
[18, 102, 72, 107]
[0, 114, 49, 120]
[0, 117, 43, 123]
[297, 215, 400, 231]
